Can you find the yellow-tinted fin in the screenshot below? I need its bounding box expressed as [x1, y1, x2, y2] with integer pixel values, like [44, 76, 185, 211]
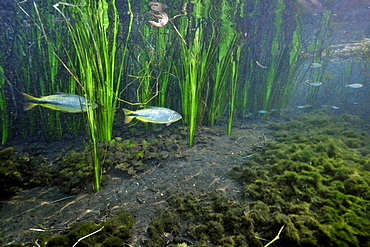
[22, 92, 39, 111]
[122, 108, 135, 124]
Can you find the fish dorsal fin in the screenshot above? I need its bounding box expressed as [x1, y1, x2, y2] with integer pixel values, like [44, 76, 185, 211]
[55, 92, 75, 96]
[147, 106, 162, 109]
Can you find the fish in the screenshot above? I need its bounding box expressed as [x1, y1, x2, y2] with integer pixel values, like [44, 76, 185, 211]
[258, 110, 268, 114]
[311, 63, 321, 68]
[321, 105, 339, 109]
[22, 92, 98, 113]
[306, 82, 322, 87]
[123, 106, 182, 125]
[242, 112, 253, 118]
[297, 104, 312, 109]
[345, 83, 363, 89]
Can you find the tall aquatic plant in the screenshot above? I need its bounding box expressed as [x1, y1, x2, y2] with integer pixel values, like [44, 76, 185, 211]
[16, 1, 83, 140]
[239, 0, 278, 113]
[207, 0, 240, 127]
[262, 0, 286, 111]
[150, 15, 178, 108]
[0, 66, 8, 145]
[238, 46, 253, 115]
[53, 0, 133, 191]
[227, 46, 241, 135]
[269, 2, 306, 110]
[297, 9, 333, 106]
[279, 29, 303, 108]
[135, 1, 185, 109]
[238, 0, 306, 114]
[178, 3, 218, 146]
[15, 1, 52, 137]
[54, 0, 132, 141]
[210, 0, 242, 133]
[179, 27, 206, 147]
[36, 5, 64, 140]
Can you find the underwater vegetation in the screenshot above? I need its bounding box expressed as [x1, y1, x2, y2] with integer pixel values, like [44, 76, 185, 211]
[54, 134, 185, 194]
[230, 112, 370, 246]
[36, 209, 134, 247]
[0, 131, 186, 197]
[0, 146, 51, 199]
[143, 112, 370, 247]
[146, 192, 270, 246]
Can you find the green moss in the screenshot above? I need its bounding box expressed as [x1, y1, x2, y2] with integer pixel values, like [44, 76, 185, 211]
[66, 221, 101, 246]
[230, 113, 370, 246]
[101, 236, 123, 247]
[0, 147, 51, 199]
[46, 235, 70, 247]
[344, 138, 362, 148]
[43, 210, 134, 247]
[104, 209, 134, 239]
[146, 193, 259, 246]
[52, 133, 185, 194]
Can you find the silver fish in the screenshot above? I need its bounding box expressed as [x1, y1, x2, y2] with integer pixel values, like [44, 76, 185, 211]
[123, 106, 182, 125]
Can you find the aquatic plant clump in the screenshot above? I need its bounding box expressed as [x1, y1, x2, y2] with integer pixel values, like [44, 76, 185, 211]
[41, 209, 134, 247]
[231, 112, 370, 246]
[53, 134, 185, 194]
[146, 193, 264, 246]
[0, 147, 52, 199]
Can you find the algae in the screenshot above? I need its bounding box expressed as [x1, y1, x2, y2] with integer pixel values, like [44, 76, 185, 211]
[145, 112, 370, 246]
[231, 112, 370, 246]
[0, 129, 186, 196]
[146, 192, 259, 246]
[0, 146, 52, 199]
[49, 133, 185, 194]
[43, 209, 134, 247]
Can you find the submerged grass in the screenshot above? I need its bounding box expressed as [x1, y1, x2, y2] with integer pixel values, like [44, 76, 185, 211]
[178, 21, 217, 146]
[0, 66, 8, 144]
[52, 0, 133, 191]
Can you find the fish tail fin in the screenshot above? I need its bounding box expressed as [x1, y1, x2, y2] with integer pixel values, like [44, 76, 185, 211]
[22, 92, 39, 110]
[122, 108, 135, 124]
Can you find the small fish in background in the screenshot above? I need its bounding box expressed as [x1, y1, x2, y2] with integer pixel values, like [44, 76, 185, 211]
[311, 63, 321, 68]
[321, 104, 339, 109]
[258, 110, 268, 114]
[306, 82, 322, 87]
[297, 104, 312, 109]
[22, 92, 98, 113]
[345, 83, 363, 89]
[123, 106, 182, 125]
[242, 112, 253, 118]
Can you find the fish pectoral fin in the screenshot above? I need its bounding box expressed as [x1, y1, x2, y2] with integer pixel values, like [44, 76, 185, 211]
[124, 116, 135, 124]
